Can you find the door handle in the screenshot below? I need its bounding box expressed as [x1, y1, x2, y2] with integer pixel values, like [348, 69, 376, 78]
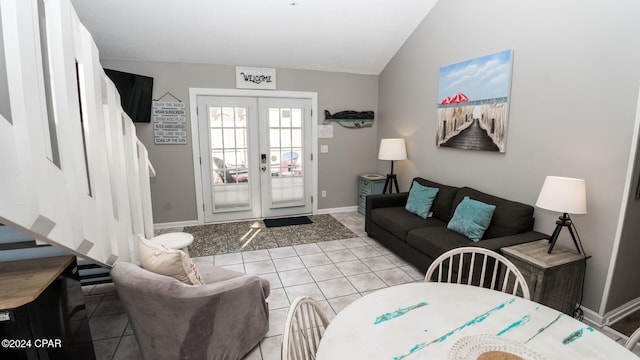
[261, 153, 267, 172]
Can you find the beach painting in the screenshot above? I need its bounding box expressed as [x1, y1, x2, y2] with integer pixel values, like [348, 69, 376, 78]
[436, 49, 513, 152]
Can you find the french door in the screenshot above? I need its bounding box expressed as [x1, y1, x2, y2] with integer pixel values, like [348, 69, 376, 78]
[197, 96, 312, 223]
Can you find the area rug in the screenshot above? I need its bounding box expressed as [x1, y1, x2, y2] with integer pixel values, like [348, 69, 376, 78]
[610, 309, 640, 337]
[264, 215, 312, 228]
[184, 214, 357, 257]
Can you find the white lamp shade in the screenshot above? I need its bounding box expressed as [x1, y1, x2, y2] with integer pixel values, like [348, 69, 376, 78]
[378, 138, 407, 161]
[535, 176, 587, 214]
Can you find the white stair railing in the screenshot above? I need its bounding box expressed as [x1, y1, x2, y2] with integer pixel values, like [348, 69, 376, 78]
[0, 0, 153, 267]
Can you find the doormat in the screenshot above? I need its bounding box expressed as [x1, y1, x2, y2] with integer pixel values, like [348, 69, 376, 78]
[610, 308, 640, 337]
[264, 216, 312, 228]
[183, 214, 358, 257]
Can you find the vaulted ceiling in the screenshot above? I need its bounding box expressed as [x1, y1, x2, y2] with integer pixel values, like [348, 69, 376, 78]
[71, 0, 438, 75]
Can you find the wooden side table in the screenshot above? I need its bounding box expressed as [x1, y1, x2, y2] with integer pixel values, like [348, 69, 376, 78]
[150, 232, 194, 255]
[502, 240, 587, 315]
[358, 174, 386, 215]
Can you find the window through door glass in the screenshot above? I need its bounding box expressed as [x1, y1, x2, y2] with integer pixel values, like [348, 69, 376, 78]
[208, 106, 250, 211]
[268, 107, 304, 206]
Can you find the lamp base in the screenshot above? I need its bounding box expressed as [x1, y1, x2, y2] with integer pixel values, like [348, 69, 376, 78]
[382, 174, 399, 194]
[548, 213, 581, 254]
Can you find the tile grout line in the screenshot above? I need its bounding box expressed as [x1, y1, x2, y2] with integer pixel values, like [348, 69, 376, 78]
[252, 237, 409, 314]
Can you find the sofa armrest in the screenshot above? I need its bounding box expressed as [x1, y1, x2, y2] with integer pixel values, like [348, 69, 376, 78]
[365, 192, 409, 233]
[474, 231, 549, 253]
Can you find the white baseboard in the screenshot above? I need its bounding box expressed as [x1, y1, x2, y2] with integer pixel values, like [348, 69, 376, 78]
[153, 220, 199, 230]
[316, 206, 359, 215]
[578, 296, 640, 327]
[581, 306, 605, 326]
[602, 297, 640, 326]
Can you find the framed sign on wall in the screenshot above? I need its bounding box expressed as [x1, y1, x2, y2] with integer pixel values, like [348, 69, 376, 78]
[235, 66, 277, 90]
[153, 101, 187, 144]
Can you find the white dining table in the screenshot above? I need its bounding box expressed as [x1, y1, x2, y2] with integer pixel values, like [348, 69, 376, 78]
[315, 282, 635, 360]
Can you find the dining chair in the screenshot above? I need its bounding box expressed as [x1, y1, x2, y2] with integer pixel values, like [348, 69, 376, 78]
[424, 247, 531, 300]
[282, 296, 330, 360]
[625, 326, 640, 350]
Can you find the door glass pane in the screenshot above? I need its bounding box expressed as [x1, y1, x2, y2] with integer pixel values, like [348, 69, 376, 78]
[292, 129, 302, 147]
[269, 109, 279, 127]
[270, 129, 280, 147]
[291, 109, 301, 127]
[269, 106, 304, 206]
[208, 105, 250, 212]
[280, 109, 291, 127]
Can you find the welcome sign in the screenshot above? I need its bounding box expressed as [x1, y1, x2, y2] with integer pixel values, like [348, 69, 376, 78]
[235, 66, 277, 90]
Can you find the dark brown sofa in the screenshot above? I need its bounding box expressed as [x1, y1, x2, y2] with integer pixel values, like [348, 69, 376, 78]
[365, 177, 548, 272]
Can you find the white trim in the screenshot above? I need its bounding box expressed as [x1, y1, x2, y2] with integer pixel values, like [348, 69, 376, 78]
[600, 86, 640, 315]
[316, 206, 359, 215]
[602, 296, 640, 326]
[581, 305, 605, 327]
[189, 90, 204, 225]
[188, 88, 318, 225]
[586, 289, 640, 327]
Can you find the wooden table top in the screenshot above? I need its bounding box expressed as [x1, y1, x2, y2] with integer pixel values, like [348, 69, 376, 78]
[0, 255, 75, 309]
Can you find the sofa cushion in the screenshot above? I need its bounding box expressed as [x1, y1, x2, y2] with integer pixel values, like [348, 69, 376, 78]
[453, 187, 535, 239]
[406, 227, 473, 259]
[405, 181, 439, 219]
[447, 196, 496, 242]
[412, 178, 459, 222]
[371, 206, 445, 242]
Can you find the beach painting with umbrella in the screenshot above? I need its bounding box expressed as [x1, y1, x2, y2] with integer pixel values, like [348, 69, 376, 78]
[436, 49, 513, 152]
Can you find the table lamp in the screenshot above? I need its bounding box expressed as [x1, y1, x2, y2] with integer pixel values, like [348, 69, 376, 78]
[535, 176, 587, 254]
[378, 138, 407, 194]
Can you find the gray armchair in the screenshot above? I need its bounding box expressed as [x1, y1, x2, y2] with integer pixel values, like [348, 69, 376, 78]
[110, 262, 270, 360]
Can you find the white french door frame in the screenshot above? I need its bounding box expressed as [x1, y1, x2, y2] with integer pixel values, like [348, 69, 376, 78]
[189, 88, 318, 225]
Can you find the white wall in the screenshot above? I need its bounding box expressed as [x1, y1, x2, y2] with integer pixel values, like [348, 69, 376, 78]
[378, 0, 640, 317]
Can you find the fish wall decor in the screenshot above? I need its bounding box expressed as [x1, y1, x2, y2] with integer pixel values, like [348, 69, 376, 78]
[324, 110, 374, 128]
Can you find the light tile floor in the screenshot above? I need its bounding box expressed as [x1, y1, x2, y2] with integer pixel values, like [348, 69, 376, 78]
[82, 211, 640, 359]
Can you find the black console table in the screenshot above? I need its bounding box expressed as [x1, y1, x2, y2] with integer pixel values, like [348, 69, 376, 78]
[0, 255, 96, 359]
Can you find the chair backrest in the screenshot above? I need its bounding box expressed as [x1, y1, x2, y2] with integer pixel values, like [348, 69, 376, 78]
[424, 247, 531, 300]
[282, 296, 330, 360]
[625, 326, 640, 350]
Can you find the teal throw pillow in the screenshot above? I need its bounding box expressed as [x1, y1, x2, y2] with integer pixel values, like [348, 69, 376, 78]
[405, 182, 439, 219]
[447, 196, 496, 242]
